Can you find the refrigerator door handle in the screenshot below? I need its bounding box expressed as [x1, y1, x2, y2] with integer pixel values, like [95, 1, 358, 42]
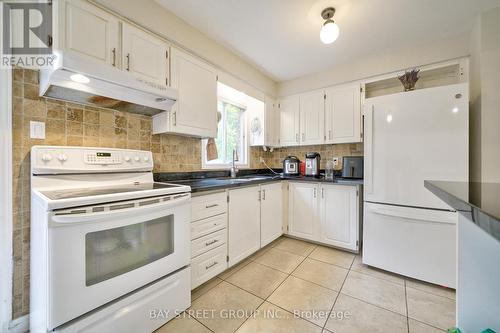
[368, 205, 456, 224]
[364, 104, 374, 194]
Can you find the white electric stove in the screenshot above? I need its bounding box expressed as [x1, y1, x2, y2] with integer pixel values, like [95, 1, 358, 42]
[30, 146, 191, 333]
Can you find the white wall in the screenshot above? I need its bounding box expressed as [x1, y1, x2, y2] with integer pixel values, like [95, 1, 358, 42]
[93, 0, 277, 97]
[469, 6, 500, 183]
[278, 33, 470, 96]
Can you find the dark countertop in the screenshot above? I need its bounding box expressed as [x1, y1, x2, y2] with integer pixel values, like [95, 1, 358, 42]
[425, 180, 500, 242]
[154, 169, 363, 193]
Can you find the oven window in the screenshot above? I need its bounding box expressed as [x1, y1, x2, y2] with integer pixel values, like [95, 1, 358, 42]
[85, 215, 174, 286]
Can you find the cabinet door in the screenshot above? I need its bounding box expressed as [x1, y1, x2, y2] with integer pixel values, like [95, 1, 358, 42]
[260, 183, 283, 247]
[320, 184, 359, 251]
[122, 23, 169, 87]
[325, 84, 362, 143]
[299, 90, 325, 145]
[288, 182, 319, 241]
[170, 47, 217, 138]
[228, 187, 261, 266]
[279, 95, 300, 146]
[61, 0, 119, 67]
[264, 97, 280, 147]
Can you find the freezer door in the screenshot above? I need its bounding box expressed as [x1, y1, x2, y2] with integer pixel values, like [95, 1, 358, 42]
[363, 202, 457, 288]
[364, 83, 468, 209]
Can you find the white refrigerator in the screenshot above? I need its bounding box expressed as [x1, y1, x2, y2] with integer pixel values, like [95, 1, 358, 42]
[363, 83, 468, 288]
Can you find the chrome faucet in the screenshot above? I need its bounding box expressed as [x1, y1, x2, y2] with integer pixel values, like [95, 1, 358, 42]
[230, 149, 239, 178]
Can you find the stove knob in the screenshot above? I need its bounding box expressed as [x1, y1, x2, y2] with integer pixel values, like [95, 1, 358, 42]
[134, 156, 140, 162]
[143, 156, 150, 162]
[58, 154, 68, 162]
[42, 153, 52, 162]
[124, 156, 131, 162]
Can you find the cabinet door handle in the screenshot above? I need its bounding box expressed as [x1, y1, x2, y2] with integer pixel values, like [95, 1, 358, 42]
[314, 188, 317, 198]
[126, 53, 130, 71]
[258, 190, 261, 201]
[302, 133, 305, 141]
[329, 130, 332, 140]
[205, 204, 219, 208]
[205, 239, 219, 246]
[112, 48, 116, 66]
[295, 133, 299, 142]
[205, 261, 218, 270]
[322, 188, 324, 198]
[172, 112, 177, 126]
[262, 189, 266, 200]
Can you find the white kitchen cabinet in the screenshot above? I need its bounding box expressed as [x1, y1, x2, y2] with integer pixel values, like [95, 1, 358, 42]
[299, 90, 325, 145]
[57, 0, 120, 67]
[260, 183, 283, 247]
[279, 95, 300, 146]
[324, 84, 362, 143]
[288, 182, 320, 241]
[287, 182, 360, 252]
[264, 97, 280, 147]
[319, 184, 359, 251]
[228, 186, 261, 266]
[156, 47, 217, 138]
[122, 22, 169, 87]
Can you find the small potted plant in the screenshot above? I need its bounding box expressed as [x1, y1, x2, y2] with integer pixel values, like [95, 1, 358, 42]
[398, 69, 420, 91]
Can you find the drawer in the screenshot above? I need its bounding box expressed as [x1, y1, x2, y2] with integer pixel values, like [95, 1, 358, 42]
[191, 213, 227, 240]
[192, 192, 227, 221]
[192, 229, 227, 258]
[191, 245, 227, 289]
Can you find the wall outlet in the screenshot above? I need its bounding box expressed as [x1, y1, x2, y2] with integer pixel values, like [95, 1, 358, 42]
[30, 121, 45, 139]
[332, 157, 340, 167]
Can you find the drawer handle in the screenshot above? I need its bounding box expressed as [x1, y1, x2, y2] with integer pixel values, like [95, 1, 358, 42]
[205, 239, 219, 246]
[205, 204, 219, 208]
[206, 261, 218, 270]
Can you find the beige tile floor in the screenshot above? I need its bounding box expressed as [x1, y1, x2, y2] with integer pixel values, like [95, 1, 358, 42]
[155, 236, 455, 333]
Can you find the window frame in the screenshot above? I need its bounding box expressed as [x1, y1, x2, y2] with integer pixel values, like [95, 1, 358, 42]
[201, 98, 249, 170]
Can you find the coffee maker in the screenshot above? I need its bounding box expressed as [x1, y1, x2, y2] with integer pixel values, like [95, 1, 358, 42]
[305, 153, 321, 177]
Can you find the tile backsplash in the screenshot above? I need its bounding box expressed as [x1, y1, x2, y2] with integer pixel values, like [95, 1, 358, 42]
[10, 67, 362, 319]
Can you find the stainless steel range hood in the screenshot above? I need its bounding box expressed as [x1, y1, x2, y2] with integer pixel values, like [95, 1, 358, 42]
[39, 53, 178, 116]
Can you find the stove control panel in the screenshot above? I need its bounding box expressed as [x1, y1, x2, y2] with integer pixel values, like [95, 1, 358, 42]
[31, 146, 154, 174]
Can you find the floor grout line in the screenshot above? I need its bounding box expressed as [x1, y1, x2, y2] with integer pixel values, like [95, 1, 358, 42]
[404, 279, 410, 333]
[320, 258, 351, 331]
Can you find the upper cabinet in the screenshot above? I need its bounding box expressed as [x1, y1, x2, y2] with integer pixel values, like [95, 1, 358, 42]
[122, 22, 170, 87]
[325, 84, 362, 143]
[58, 0, 120, 67]
[161, 47, 217, 138]
[278, 95, 300, 146]
[264, 97, 280, 147]
[277, 83, 362, 147]
[299, 90, 325, 145]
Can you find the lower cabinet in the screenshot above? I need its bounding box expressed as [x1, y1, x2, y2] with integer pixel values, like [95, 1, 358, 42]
[190, 192, 228, 289]
[228, 186, 261, 267]
[320, 185, 359, 251]
[288, 182, 360, 252]
[260, 182, 284, 247]
[288, 182, 320, 241]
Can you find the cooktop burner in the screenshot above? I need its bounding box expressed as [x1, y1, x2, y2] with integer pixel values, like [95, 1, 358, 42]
[41, 182, 182, 200]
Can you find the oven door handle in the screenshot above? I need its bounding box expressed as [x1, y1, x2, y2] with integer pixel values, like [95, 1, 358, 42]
[51, 194, 190, 225]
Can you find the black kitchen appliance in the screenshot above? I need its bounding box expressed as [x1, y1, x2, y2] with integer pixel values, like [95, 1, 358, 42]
[341, 156, 363, 179]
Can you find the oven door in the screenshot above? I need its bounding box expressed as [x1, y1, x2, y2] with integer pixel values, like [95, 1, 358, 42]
[48, 193, 191, 330]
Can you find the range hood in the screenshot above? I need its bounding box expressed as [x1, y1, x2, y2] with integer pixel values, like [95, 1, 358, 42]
[39, 53, 178, 116]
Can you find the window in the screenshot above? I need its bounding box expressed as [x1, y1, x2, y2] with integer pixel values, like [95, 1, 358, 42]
[202, 82, 248, 169]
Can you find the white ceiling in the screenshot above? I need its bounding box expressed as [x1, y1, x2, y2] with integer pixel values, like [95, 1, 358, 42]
[155, 0, 500, 81]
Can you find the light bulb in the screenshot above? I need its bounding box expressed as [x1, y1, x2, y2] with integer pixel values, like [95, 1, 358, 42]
[70, 74, 90, 84]
[320, 20, 340, 44]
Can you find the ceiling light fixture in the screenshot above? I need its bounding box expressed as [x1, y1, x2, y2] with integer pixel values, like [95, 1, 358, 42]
[320, 7, 340, 44]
